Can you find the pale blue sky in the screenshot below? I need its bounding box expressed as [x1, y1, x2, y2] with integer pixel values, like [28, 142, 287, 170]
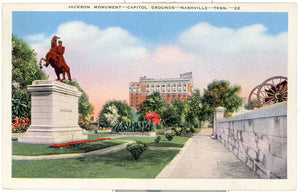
[13, 12, 288, 44]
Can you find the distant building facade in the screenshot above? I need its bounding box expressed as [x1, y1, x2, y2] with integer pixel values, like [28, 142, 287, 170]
[129, 72, 194, 110]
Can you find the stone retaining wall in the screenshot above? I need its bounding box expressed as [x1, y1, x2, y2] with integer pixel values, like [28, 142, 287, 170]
[214, 102, 287, 179]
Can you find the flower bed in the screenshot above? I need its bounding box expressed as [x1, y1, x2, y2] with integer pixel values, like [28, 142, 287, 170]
[50, 138, 111, 148]
[12, 117, 30, 133]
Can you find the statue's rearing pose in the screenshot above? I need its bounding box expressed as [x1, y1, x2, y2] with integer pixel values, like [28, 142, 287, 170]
[39, 36, 72, 81]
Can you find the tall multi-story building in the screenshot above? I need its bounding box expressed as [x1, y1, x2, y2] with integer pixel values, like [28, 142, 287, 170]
[129, 72, 194, 110]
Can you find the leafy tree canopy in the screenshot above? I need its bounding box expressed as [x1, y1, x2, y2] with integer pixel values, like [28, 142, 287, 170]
[163, 99, 188, 127]
[139, 92, 167, 119]
[200, 80, 243, 122]
[186, 89, 201, 127]
[12, 35, 47, 88]
[12, 35, 47, 118]
[64, 81, 94, 117]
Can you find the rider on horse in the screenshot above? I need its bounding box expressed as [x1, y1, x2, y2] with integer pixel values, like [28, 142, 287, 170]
[39, 36, 72, 81]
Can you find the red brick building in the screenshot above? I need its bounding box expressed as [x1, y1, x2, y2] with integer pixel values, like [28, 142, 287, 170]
[129, 72, 194, 110]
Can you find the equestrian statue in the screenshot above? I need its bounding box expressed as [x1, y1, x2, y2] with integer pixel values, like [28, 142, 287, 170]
[39, 36, 72, 81]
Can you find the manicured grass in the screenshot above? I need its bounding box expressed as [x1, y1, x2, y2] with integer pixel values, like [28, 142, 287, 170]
[13, 140, 123, 156]
[116, 136, 189, 148]
[87, 134, 115, 140]
[12, 149, 179, 178]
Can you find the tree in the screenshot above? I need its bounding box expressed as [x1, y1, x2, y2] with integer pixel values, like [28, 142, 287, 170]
[163, 99, 188, 127]
[200, 80, 243, 123]
[139, 92, 167, 120]
[12, 35, 47, 118]
[99, 101, 133, 128]
[186, 89, 201, 128]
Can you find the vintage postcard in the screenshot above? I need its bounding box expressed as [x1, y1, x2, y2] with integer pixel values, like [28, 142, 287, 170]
[1, 2, 298, 191]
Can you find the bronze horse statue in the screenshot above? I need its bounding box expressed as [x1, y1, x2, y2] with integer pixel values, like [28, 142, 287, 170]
[39, 36, 72, 81]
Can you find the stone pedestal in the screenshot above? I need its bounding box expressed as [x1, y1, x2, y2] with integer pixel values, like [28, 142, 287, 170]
[18, 80, 88, 144]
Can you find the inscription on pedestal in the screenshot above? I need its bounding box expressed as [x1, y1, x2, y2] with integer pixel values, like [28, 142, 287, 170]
[59, 109, 73, 112]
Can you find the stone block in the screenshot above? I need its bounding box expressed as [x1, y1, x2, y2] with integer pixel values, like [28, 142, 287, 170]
[233, 129, 238, 140]
[255, 162, 270, 178]
[237, 148, 248, 163]
[228, 137, 235, 146]
[236, 139, 243, 149]
[263, 152, 287, 177]
[237, 131, 242, 140]
[233, 147, 238, 156]
[272, 116, 287, 137]
[257, 135, 270, 152]
[232, 121, 245, 131]
[253, 118, 274, 135]
[247, 147, 257, 160]
[258, 150, 265, 162]
[241, 131, 257, 149]
[244, 119, 254, 132]
[246, 158, 254, 170]
[269, 136, 287, 159]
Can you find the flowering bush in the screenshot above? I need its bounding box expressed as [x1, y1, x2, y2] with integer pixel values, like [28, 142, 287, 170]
[50, 138, 111, 148]
[104, 104, 120, 127]
[145, 111, 161, 125]
[12, 117, 30, 133]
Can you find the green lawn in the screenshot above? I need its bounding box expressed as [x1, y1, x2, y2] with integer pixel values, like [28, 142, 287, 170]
[12, 149, 179, 178]
[13, 134, 189, 156]
[13, 138, 123, 156]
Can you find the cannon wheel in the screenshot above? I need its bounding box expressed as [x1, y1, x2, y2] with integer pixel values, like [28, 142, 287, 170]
[248, 85, 261, 110]
[257, 76, 287, 107]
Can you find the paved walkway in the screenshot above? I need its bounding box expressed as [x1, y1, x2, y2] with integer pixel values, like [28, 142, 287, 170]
[157, 128, 259, 179]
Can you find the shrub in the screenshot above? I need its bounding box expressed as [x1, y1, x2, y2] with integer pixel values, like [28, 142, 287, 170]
[126, 141, 148, 160]
[165, 131, 175, 141]
[113, 121, 152, 133]
[174, 127, 182, 136]
[154, 136, 161, 143]
[190, 126, 196, 133]
[181, 127, 192, 136]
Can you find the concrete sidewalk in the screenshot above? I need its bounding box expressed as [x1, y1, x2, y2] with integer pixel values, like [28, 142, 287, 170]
[157, 129, 259, 179]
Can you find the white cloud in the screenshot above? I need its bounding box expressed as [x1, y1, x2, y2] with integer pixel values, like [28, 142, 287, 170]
[177, 22, 288, 92]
